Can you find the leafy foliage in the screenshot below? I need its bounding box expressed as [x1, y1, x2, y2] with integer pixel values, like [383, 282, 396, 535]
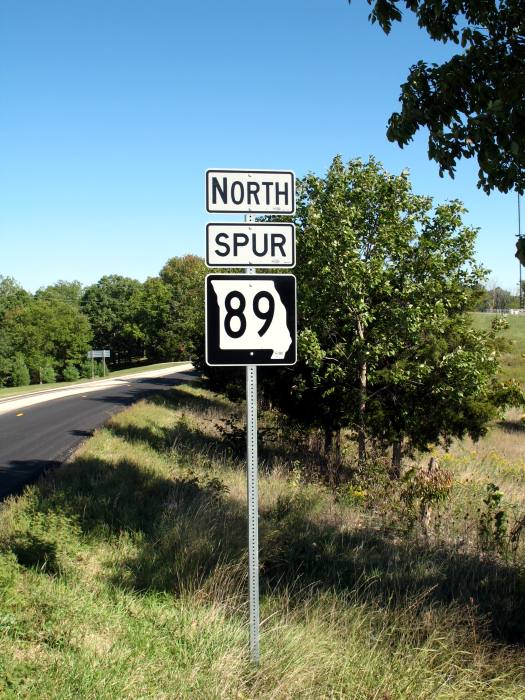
[159, 254, 207, 360]
[355, 0, 525, 193]
[133, 255, 207, 362]
[39, 358, 56, 384]
[11, 353, 30, 387]
[0, 276, 30, 317]
[62, 363, 80, 382]
[34, 280, 84, 307]
[0, 257, 206, 387]
[81, 275, 142, 365]
[478, 482, 509, 555]
[2, 296, 92, 384]
[262, 157, 521, 472]
[133, 276, 173, 360]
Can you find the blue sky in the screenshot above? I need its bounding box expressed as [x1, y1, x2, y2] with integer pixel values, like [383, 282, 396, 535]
[0, 0, 519, 292]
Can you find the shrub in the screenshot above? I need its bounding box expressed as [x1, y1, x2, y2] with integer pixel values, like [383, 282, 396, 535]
[95, 360, 109, 377]
[40, 358, 56, 383]
[62, 363, 80, 382]
[0, 552, 19, 605]
[478, 482, 509, 555]
[79, 359, 94, 378]
[11, 353, 30, 387]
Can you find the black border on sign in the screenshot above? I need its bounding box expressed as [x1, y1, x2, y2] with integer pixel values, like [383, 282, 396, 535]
[205, 222, 296, 269]
[205, 274, 297, 366]
[205, 169, 296, 214]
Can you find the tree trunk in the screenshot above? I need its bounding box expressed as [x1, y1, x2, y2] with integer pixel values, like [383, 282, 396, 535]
[334, 428, 341, 467]
[324, 426, 333, 455]
[391, 439, 403, 479]
[356, 316, 367, 464]
[420, 457, 437, 542]
[324, 427, 342, 487]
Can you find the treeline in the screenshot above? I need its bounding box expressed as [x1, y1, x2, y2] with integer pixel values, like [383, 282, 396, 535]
[471, 284, 524, 312]
[0, 255, 206, 387]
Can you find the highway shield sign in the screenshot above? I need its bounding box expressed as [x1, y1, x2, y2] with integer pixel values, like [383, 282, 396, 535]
[205, 274, 296, 365]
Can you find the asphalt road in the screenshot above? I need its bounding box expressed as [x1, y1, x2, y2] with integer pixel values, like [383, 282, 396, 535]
[0, 367, 198, 501]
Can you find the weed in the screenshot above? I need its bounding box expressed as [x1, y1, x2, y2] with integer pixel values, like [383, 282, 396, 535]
[478, 483, 509, 555]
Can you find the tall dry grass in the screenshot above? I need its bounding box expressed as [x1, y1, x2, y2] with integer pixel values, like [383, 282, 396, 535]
[1, 382, 524, 698]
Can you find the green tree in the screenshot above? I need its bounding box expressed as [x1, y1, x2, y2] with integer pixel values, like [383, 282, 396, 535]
[35, 280, 84, 307]
[132, 256, 207, 363]
[39, 357, 56, 384]
[354, 0, 525, 193]
[264, 156, 519, 472]
[62, 362, 80, 382]
[81, 276, 143, 365]
[488, 285, 513, 310]
[133, 276, 173, 360]
[468, 283, 492, 312]
[158, 255, 207, 360]
[0, 276, 30, 317]
[5, 297, 92, 380]
[11, 353, 30, 387]
[0, 277, 31, 386]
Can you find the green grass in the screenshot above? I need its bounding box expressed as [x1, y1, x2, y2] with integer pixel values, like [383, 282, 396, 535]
[1, 383, 524, 698]
[0, 362, 189, 400]
[470, 311, 525, 382]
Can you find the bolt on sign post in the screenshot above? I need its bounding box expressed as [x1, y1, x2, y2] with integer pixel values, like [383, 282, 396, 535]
[205, 169, 296, 663]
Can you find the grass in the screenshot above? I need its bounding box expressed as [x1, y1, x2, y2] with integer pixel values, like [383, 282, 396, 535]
[1, 382, 525, 698]
[0, 361, 189, 400]
[470, 311, 525, 383]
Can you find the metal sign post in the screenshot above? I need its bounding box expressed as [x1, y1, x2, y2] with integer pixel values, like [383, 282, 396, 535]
[205, 169, 296, 664]
[246, 362, 259, 662]
[245, 214, 260, 664]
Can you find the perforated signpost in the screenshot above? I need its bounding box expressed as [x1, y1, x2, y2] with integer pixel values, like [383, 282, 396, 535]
[206, 169, 296, 663]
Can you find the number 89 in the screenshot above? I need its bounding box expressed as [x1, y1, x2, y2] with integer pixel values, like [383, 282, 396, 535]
[224, 291, 275, 338]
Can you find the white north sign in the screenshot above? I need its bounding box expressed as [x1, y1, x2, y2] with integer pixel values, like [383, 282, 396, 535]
[206, 222, 295, 268]
[206, 169, 295, 214]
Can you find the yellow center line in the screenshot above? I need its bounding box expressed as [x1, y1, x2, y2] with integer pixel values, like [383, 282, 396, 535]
[16, 412, 24, 417]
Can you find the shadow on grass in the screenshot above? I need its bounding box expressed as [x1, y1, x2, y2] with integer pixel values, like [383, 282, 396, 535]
[8, 532, 60, 575]
[35, 456, 176, 537]
[498, 418, 525, 433]
[145, 384, 235, 415]
[0, 460, 62, 501]
[6, 386, 525, 646]
[114, 386, 321, 475]
[24, 451, 246, 595]
[103, 385, 245, 466]
[23, 449, 525, 645]
[107, 417, 222, 462]
[259, 496, 525, 644]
